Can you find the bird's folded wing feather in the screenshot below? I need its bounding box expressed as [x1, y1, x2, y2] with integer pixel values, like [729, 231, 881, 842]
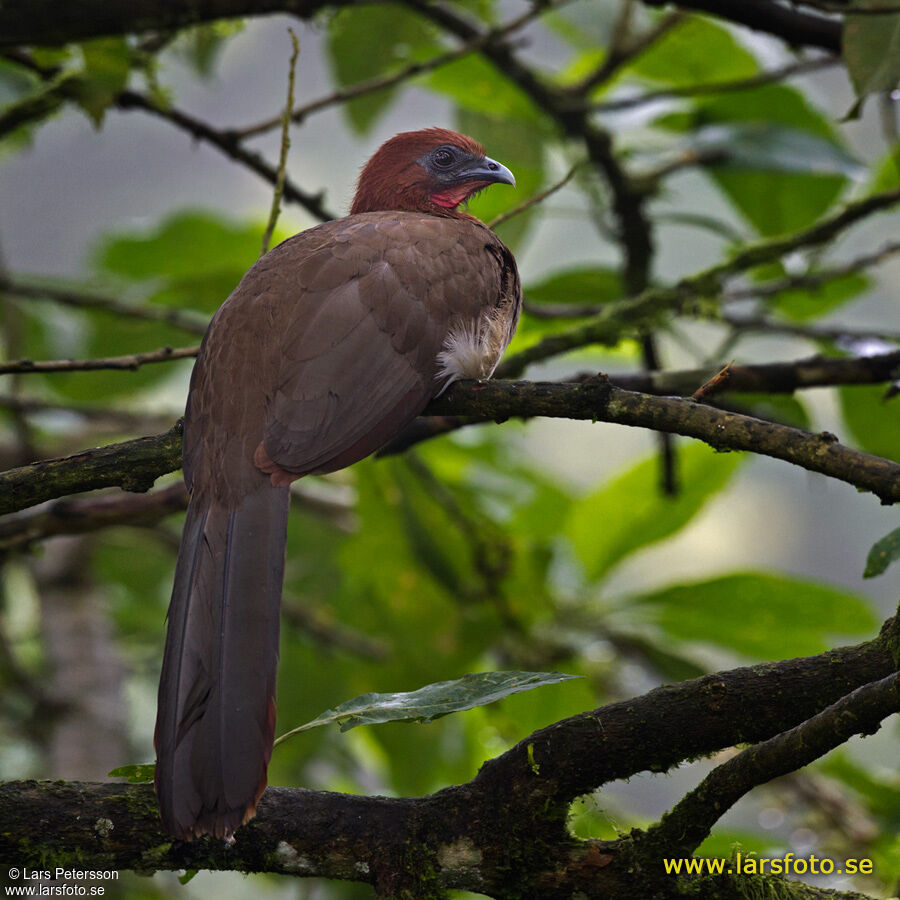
[260, 212, 505, 476]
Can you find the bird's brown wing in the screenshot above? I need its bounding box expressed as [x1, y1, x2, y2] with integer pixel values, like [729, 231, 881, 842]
[257, 211, 510, 477]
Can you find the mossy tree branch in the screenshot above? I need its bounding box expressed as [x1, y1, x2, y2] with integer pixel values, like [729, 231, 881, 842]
[3, 377, 898, 518]
[645, 671, 900, 859]
[1, 623, 895, 897]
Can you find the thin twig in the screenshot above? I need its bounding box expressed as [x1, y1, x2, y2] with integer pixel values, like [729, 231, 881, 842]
[234, 0, 570, 140]
[0, 277, 209, 335]
[487, 161, 585, 230]
[261, 29, 300, 257]
[575, 11, 683, 94]
[0, 344, 199, 375]
[0, 393, 175, 429]
[524, 239, 900, 322]
[499, 186, 900, 377]
[115, 90, 335, 223]
[282, 596, 388, 660]
[795, 0, 900, 13]
[724, 239, 900, 302]
[721, 314, 900, 345]
[690, 360, 733, 401]
[592, 56, 839, 113]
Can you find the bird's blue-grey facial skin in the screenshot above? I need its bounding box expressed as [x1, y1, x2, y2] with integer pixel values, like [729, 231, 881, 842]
[419, 145, 516, 188]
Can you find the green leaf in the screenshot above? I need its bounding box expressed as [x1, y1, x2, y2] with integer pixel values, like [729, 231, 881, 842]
[175, 22, 246, 78]
[866, 140, 900, 193]
[274, 671, 580, 744]
[657, 84, 849, 235]
[688, 123, 863, 179]
[720, 393, 811, 430]
[327, 6, 439, 133]
[427, 54, 543, 122]
[839, 384, 900, 460]
[843, 5, 900, 105]
[635, 573, 875, 660]
[526, 267, 624, 307]
[69, 38, 132, 126]
[770, 271, 869, 321]
[0, 81, 66, 143]
[456, 110, 545, 247]
[628, 15, 759, 86]
[864, 526, 900, 578]
[568, 443, 743, 582]
[108, 763, 155, 783]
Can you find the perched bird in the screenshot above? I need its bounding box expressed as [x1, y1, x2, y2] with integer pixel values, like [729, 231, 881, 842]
[154, 128, 521, 840]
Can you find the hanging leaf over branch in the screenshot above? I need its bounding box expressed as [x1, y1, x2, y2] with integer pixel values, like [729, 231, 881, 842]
[274, 670, 580, 744]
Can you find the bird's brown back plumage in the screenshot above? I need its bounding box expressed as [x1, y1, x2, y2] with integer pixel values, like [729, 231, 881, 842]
[155, 130, 520, 840]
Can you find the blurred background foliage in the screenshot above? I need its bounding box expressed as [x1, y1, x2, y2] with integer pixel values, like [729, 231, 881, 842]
[2, 0, 900, 897]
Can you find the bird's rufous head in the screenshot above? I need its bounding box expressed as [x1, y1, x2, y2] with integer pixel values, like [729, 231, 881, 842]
[350, 128, 515, 217]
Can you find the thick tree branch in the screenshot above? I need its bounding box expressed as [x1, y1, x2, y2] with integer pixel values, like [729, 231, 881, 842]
[0, 0, 342, 49]
[0, 482, 188, 551]
[641, 0, 842, 52]
[425, 379, 900, 503]
[2, 376, 899, 518]
[234, 0, 570, 140]
[0, 423, 183, 516]
[603, 350, 900, 396]
[0, 624, 895, 896]
[646, 671, 900, 857]
[378, 351, 900, 452]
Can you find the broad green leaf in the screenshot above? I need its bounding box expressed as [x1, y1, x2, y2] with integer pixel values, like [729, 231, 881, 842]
[327, 6, 439, 133]
[69, 38, 132, 126]
[657, 81, 839, 139]
[109, 763, 155, 783]
[95, 210, 292, 313]
[635, 573, 875, 659]
[568, 443, 743, 582]
[97, 210, 263, 284]
[844, 5, 900, 105]
[839, 384, 900, 461]
[0, 58, 39, 107]
[687, 123, 863, 179]
[628, 15, 759, 86]
[457, 108, 545, 248]
[427, 55, 543, 123]
[720, 393, 811, 431]
[864, 525, 900, 578]
[0, 81, 66, 143]
[17, 301, 191, 402]
[657, 85, 849, 235]
[526, 267, 624, 308]
[545, 3, 621, 51]
[175, 22, 246, 78]
[696, 831, 783, 859]
[821, 752, 900, 823]
[866, 141, 900, 193]
[275, 671, 580, 744]
[771, 271, 869, 321]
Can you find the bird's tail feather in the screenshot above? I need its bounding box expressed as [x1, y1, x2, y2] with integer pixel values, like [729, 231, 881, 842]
[155, 482, 289, 840]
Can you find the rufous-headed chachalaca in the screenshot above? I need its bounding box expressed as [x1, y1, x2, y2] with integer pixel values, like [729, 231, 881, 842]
[154, 128, 521, 840]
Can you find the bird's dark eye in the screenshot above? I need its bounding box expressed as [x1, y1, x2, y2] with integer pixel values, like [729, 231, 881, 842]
[432, 148, 455, 168]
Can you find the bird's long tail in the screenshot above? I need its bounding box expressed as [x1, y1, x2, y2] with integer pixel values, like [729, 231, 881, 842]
[154, 481, 290, 840]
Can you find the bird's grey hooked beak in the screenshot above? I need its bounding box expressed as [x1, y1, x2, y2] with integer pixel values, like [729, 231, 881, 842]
[459, 156, 516, 187]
